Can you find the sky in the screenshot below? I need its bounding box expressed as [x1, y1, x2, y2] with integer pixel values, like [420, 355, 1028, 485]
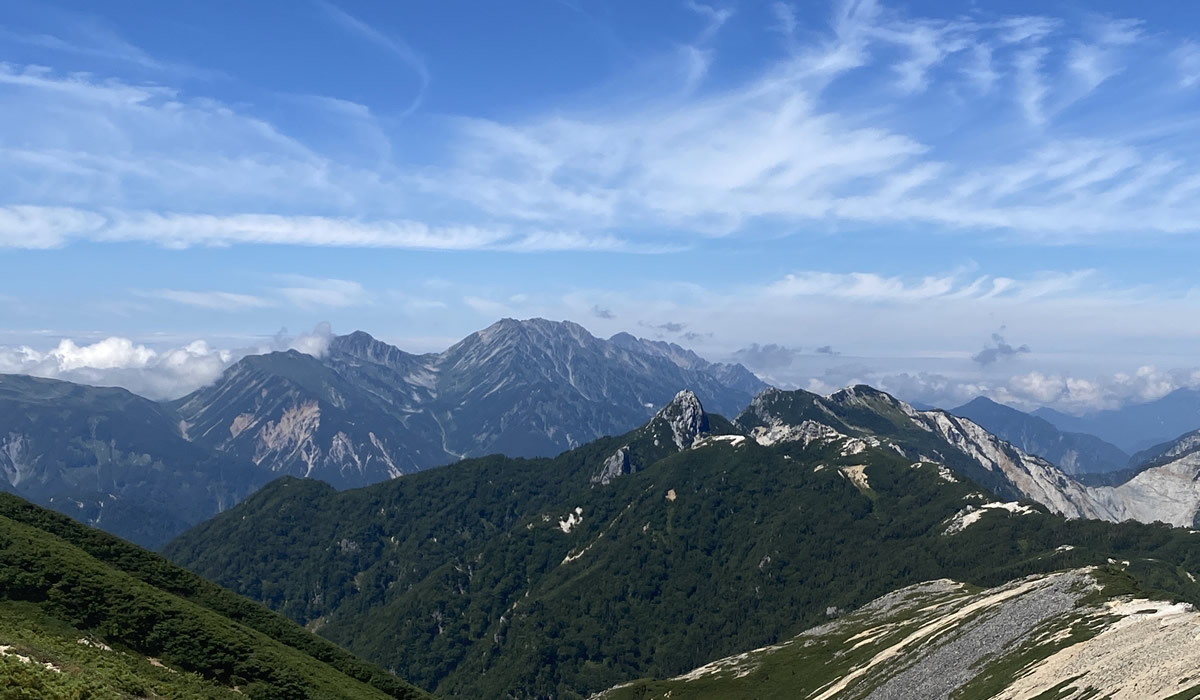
[2, 0, 1200, 412]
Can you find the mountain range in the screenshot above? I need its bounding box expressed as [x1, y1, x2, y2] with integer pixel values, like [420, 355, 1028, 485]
[1033, 387, 1200, 454]
[173, 319, 765, 487]
[164, 388, 1200, 698]
[0, 319, 764, 547]
[7, 317, 1200, 696]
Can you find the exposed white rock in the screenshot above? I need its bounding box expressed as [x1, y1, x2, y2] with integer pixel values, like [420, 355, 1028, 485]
[839, 465, 870, 491]
[944, 501, 1036, 534]
[692, 434, 746, 449]
[914, 410, 1114, 521]
[592, 446, 632, 486]
[657, 390, 707, 450]
[1088, 452, 1200, 527]
[0, 645, 61, 673]
[749, 419, 843, 448]
[558, 508, 583, 534]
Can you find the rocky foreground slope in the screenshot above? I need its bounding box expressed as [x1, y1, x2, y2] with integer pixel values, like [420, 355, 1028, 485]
[596, 567, 1200, 700]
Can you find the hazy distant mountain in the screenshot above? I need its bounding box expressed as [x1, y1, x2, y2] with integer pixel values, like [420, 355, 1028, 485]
[951, 396, 1129, 475]
[172, 319, 767, 487]
[1033, 388, 1200, 453]
[0, 374, 269, 548]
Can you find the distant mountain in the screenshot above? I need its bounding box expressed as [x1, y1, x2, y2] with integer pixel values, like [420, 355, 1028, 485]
[169, 349, 451, 489]
[0, 373, 269, 548]
[1033, 388, 1200, 453]
[174, 318, 766, 487]
[598, 568, 1200, 700]
[951, 396, 1129, 475]
[0, 491, 426, 699]
[166, 387, 1200, 698]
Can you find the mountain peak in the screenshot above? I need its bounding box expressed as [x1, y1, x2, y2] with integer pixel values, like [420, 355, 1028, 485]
[651, 390, 709, 449]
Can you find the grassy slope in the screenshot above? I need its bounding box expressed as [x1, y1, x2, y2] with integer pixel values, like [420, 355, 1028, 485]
[0, 492, 428, 700]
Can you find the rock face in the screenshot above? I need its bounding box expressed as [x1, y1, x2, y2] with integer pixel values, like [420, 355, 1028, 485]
[654, 390, 708, 450]
[175, 320, 764, 488]
[595, 568, 1200, 700]
[169, 350, 445, 489]
[1088, 431, 1200, 527]
[0, 374, 269, 548]
[591, 447, 632, 486]
[952, 396, 1130, 475]
[590, 391, 718, 485]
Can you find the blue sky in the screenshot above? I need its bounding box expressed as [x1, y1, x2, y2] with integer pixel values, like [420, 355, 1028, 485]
[3, 0, 1200, 411]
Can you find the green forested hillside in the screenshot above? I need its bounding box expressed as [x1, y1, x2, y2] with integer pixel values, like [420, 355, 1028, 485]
[0, 492, 427, 700]
[166, 396, 1200, 698]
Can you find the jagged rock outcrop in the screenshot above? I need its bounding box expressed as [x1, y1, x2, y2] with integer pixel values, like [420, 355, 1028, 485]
[592, 391, 721, 486]
[591, 447, 632, 485]
[653, 390, 708, 450]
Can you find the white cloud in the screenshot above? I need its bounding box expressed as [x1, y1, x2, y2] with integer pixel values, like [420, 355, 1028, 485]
[152, 289, 277, 311]
[0, 325, 338, 400]
[0, 206, 630, 251]
[1176, 41, 1200, 88]
[276, 277, 372, 309]
[0, 337, 229, 399]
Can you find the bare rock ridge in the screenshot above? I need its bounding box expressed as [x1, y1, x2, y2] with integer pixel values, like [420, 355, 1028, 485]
[173, 319, 766, 488]
[730, 384, 1200, 526]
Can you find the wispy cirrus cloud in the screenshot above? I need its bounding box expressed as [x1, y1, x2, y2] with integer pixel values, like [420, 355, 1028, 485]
[151, 289, 278, 311]
[275, 276, 371, 309]
[316, 0, 430, 118]
[4, 3, 1200, 253]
